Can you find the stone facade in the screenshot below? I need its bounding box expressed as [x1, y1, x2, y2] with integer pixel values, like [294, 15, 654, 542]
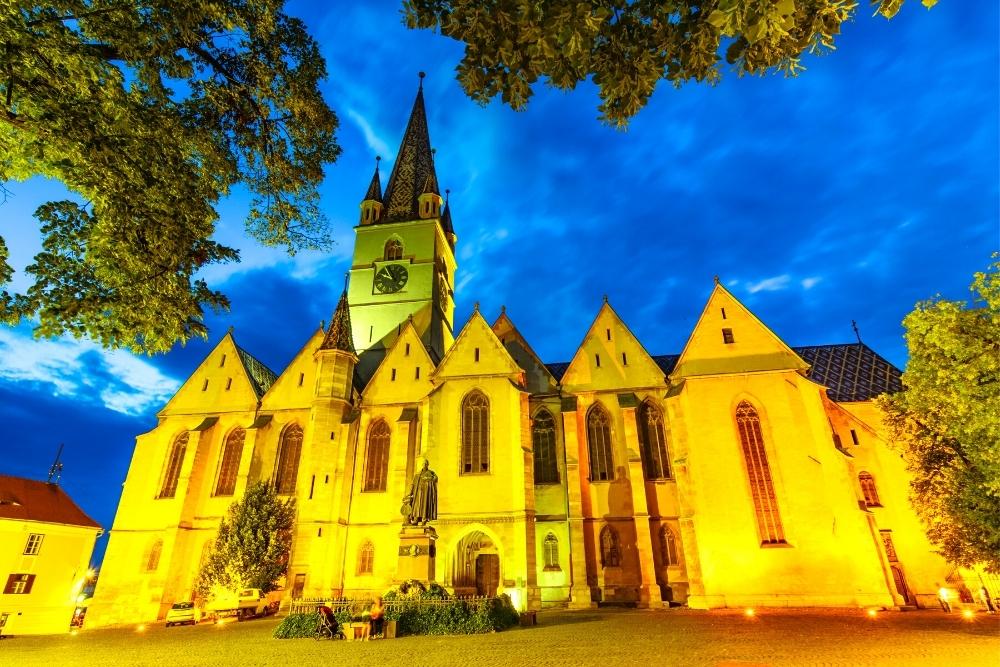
[87, 85, 977, 627]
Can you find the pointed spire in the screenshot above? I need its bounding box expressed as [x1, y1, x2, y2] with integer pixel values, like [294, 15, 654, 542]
[441, 188, 455, 237]
[381, 73, 440, 222]
[320, 291, 356, 353]
[364, 156, 382, 202]
[422, 171, 439, 196]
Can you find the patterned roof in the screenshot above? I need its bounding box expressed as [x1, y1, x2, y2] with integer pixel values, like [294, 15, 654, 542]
[543, 344, 900, 402]
[0, 475, 100, 528]
[235, 344, 278, 399]
[795, 343, 902, 402]
[381, 85, 439, 223]
[320, 290, 356, 354]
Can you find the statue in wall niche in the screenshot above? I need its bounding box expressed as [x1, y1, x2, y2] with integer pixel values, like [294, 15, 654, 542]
[401, 460, 438, 526]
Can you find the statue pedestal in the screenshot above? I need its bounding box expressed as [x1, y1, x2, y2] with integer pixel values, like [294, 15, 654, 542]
[396, 525, 437, 583]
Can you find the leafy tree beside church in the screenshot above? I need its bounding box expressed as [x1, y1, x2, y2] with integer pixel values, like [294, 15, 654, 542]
[0, 1, 339, 353]
[197, 482, 296, 597]
[879, 259, 1000, 572]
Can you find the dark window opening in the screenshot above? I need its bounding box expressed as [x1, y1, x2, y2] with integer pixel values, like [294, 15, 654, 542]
[722, 328, 735, 344]
[850, 429, 860, 446]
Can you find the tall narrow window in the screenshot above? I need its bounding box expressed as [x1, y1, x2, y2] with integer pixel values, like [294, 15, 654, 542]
[158, 433, 189, 499]
[145, 538, 163, 572]
[274, 424, 303, 495]
[735, 401, 785, 544]
[532, 409, 559, 484]
[880, 530, 898, 562]
[384, 239, 403, 260]
[357, 540, 375, 575]
[600, 525, 621, 567]
[638, 401, 671, 480]
[364, 420, 391, 491]
[215, 428, 245, 496]
[859, 472, 881, 507]
[461, 391, 490, 474]
[660, 525, 679, 566]
[543, 533, 560, 570]
[587, 404, 614, 482]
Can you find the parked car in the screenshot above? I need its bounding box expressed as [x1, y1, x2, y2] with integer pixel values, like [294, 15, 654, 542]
[206, 588, 277, 621]
[165, 601, 202, 627]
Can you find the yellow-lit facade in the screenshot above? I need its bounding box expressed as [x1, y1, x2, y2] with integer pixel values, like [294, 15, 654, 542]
[0, 478, 101, 635]
[88, 86, 979, 626]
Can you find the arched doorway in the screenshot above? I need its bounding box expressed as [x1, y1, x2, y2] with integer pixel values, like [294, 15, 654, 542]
[451, 530, 501, 597]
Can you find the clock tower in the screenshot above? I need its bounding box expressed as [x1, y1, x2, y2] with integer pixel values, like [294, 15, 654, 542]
[347, 76, 457, 381]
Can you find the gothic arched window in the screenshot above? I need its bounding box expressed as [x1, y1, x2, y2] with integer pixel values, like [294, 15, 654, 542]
[859, 472, 882, 507]
[215, 428, 245, 496]
[357, 540, 374, 575]
[660, 525, 679, 566]
[461, 391, 490, 474]
[144, 538, 163, 572]
[157, 433, 188, 499]
[600, 525, 621, 567]
[543, 533, 560, 570]
[735, 401, 785, 544]
[364, 420, 391, 492]
[384, 238, 403, 261]
[638, 401, 671, 480]
[274, 424, 303, 495]
[587, 403, 615, 482]
[532, 409, 559, 484]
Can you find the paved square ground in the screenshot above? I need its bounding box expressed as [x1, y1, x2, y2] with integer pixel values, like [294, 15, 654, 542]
[2, 608, 997, 666]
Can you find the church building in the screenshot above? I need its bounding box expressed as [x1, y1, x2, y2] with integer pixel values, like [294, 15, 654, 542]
[87, 82, 965, 626]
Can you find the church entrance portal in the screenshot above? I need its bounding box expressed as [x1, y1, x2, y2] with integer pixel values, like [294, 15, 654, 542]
[451, 530, 501, 597]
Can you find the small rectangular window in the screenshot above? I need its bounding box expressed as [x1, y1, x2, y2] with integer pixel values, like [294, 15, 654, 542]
[23, 534, 43, 556]
[721, 308, 727, 320]
[324, 475, 329, 483]
[369, 325, 373, 342]
[391, 368, 397, 381]
[202, 379, 209, 391]
[220, 354, 226, 367]
[309, 475, 315, 500]
[317, 527, 323, 537]
[850, 429, 860, 446]
[3, 574, 35, 595]
[606, 328, 611, 341]
[415, 367, 421, 379]
[330, 431, 335, 440]
[405, 343, 410, 356]
[298, 372, 305, 387]
[622, 352, 628, 366]
[225, 378, 232, 391]
[595, 353, 601, 368]
[474, 348, 480, 362]
[722, 328, 735, 344]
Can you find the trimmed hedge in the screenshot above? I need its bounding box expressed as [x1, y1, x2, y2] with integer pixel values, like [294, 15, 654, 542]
[272, 613, 319, 639]
[394, 595, 519, 635]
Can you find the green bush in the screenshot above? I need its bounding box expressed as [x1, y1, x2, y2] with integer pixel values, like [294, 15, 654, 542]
[394, 594, 519, 635]
[272, 613, 319, 639]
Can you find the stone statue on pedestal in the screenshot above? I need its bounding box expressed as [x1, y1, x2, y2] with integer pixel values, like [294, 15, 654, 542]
[401, 460, 438, 526]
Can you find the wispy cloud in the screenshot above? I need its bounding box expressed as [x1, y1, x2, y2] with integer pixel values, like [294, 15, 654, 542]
[0, 328, 180, 416]
[801, 276, 822, 289]
[345, 107, 392, 158]
[746, 275, 792, 293]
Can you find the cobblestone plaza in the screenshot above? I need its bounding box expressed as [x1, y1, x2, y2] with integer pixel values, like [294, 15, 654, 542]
[4, 608, 997, 666]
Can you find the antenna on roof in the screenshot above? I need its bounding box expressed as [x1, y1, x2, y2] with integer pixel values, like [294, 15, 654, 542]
[47, 443, 64, 485]
[851, 320, 862, 344]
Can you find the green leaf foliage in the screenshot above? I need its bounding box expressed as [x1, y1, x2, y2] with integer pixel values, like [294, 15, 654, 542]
[878, 258, 1000, 572]
[403, 0, 939, 127]
[394, 595, 520, 635]
[272, 612, 320, 639]
[0, 1, 340, 353]
[196, 481, 296, 598]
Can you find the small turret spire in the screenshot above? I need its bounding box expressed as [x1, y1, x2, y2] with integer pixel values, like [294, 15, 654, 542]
[359, 156, 384, 225]
[320, 290, 356, 353]
[364, 156, 382, 202]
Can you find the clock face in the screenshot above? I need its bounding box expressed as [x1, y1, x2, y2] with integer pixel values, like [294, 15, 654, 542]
[374, 264, 408, 294]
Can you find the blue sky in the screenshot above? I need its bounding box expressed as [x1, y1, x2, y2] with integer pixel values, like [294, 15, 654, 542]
[1, 2, 997, 563]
